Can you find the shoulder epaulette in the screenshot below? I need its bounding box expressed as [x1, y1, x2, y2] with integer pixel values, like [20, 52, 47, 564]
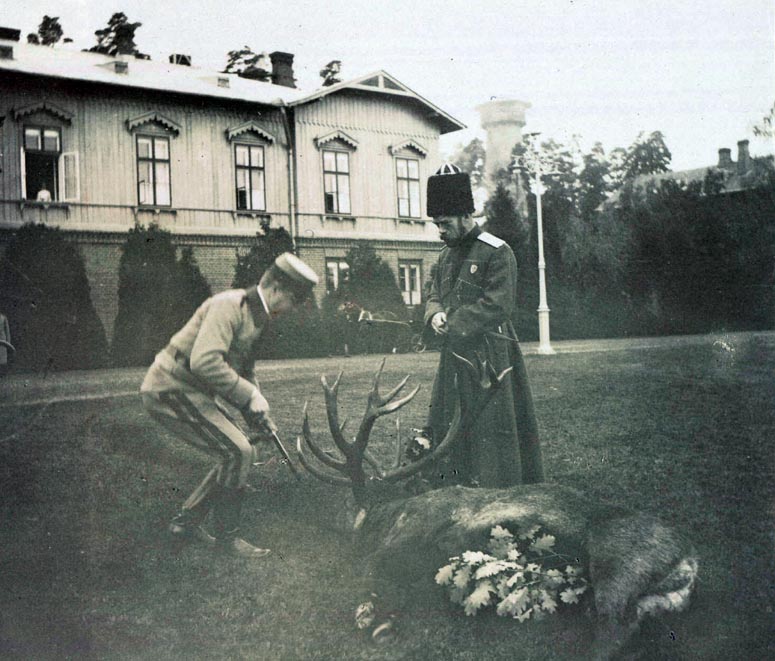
[477, 232, 505, 248]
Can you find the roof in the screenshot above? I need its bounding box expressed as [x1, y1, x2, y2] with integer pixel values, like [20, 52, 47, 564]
[0, 39, 307, 106]
[604, 165, 759, 207]
[290, 71, 466, 134]
[0, 40, 465, 133]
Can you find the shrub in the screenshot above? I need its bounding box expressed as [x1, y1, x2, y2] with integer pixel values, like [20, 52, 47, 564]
[0, 223, 108, 372]
[111, 224, 211, 367]
[232, 227, 324, 359]
[322, 243, 409, 355]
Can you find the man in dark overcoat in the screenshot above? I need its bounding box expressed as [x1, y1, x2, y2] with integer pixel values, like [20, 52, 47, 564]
[420, 164, 543, 487]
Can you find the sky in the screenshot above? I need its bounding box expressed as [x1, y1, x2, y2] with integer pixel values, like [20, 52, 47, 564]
[3, 0, 774, 170]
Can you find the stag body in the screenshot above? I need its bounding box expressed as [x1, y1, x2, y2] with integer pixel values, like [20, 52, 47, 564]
[298, 359, 698, 659]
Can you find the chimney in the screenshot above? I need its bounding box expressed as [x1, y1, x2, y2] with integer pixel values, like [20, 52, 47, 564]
[270, 51, 296, 88]
[717, 148, 733, 170]
[0, 27, 21, 42]
[737, 140, 751, 174]
[114, 60, 129, 74]
[169, 53, 192, 66]
[0, 26, 19, 58]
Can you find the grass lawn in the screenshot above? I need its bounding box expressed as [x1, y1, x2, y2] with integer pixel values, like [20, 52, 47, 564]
[1, 336, 774, 660]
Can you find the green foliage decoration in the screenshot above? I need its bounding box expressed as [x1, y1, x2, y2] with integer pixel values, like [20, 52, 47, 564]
[436, 524, 588, 621]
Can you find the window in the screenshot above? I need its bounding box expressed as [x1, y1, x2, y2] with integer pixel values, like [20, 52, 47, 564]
[399, 261, 422, 305]
[396, 158, 420, 218]
[323, 150, 351, 214]
[21, 126, 60, 201]
[235, 144, 266, 211]
[326, 259, 350, 293]
[136, 135, 171, 206]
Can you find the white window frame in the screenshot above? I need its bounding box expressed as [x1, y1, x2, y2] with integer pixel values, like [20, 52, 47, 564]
[21, 125, 62, 201]
[234, 143, 266, 211]
[399, 261, 422, 305]
[322, 149, 351, 215]
[326, 258, 350, 293]
[396, 157, 421, 218]
[136, 134, 172, 207]
[59, 152, 80, 202]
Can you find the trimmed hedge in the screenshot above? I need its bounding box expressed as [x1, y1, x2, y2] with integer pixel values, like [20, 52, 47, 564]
[0, 223, 108, 372]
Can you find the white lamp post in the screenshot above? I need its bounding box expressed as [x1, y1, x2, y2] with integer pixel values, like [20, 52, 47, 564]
[515, 133, 555, 355]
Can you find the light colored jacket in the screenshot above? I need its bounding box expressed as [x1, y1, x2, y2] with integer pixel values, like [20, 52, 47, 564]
[140, 288, 268, 409]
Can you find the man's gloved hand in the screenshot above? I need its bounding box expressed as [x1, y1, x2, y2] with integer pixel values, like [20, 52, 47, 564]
[244, 390, 278, 439]
[431, 311, 448, 335]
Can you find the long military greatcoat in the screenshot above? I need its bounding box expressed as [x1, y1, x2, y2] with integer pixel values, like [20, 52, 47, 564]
[424, 225, 543, 487]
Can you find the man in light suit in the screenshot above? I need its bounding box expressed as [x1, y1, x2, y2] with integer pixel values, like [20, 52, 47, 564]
[141, 253, 318, 559]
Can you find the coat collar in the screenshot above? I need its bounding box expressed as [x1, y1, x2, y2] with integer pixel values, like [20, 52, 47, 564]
[243, 286, 269, 327]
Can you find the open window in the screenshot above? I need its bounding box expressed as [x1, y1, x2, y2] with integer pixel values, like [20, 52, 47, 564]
[20, 126, 67, 201]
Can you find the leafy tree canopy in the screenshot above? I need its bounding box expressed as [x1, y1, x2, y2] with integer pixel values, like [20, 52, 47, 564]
[223, 47, 271, 80]
[451, 138, 486, 189]
[621, 131, 671, 179]
[27, 15, 64, 46]
[753, 101, 775, 138]
[88, 12, 149, 59]
[320, 60, 342, 87]
[232, 226, 294, 288]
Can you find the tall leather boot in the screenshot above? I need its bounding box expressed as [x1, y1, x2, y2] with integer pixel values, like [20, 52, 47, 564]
[212, 487, 270, 559]
[169, 466, 219, 545]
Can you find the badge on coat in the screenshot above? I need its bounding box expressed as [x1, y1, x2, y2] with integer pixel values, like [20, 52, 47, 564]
[470, 264, 478, 274]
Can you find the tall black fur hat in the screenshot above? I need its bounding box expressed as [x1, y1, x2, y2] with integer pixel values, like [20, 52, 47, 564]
[427, 163, 475, 218]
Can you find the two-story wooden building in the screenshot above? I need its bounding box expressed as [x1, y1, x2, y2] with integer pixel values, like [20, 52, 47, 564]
[0, 27, 464, 338]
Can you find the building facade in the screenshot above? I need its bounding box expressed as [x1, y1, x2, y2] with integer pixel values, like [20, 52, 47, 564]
[0, 28, 463, 338]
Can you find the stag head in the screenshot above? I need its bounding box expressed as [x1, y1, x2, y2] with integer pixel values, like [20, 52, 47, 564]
[297, 355, 512, 507]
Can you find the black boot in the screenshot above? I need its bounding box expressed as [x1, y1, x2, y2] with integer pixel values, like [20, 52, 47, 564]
[169, 467, 219, 546]
[212, 488, 270, 559]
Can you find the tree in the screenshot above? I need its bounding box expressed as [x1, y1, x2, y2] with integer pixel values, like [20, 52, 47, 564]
[753, 101, 775, 137]
[578, 142, 611, 222]
[0, 223, 108, 372]
[88, 12, 148, 59]
[320, 60, 342, 87]
[621, 131, 671, 179]
[232, 226, 294, 288]
[223, 47, 271, 80]
[27, 16, 64, 46]
[451, 138, 486, 189]
[231, 227, 324, 359]
[484, 183, 527, 254]
[321, 243, 407, 355]
[111, 224, 211, 367]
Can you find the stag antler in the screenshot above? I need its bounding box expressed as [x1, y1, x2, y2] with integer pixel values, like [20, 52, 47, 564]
[298, 358, 419, 491]
[298, 356, 511, 491]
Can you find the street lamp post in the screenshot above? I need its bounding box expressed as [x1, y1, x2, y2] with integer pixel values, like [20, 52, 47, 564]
[517, 134, 555, 355]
